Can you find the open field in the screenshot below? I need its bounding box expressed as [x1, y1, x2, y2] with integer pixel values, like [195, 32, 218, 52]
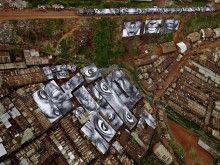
[167, 119, 214, 165]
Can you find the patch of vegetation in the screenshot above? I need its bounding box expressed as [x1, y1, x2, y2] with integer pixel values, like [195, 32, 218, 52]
[117, 63, 147, 96]
[131, 137, 138, 145]
[190, 0, 208, 7]
[189, 147, 197, 160]
[10, 45, 23, 55]
[28, 0, 156, 8]
[165, 106, 201, 131]
[125, 38, 142, 56]
[58, 37, 78, 63]
[57, 36, 92, 66]
[140, 155, 162, 165]
[92, 18, 124, 67]
[29, 0, 208, 8]
[41, 43, 55, 55]
[180, 14, 220, 40]
[130, 47, 139, 56]
[170, 140, 185, 162]
[159, 33, 173, 43]
[118, 63, 139, 83]
[173, 0, 207, 7]
[42, 19, 64, 36]
[102, 2, 155, 8]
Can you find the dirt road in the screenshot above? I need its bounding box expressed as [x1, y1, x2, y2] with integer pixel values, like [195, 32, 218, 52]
[0, 9, 219, 21]
[167, 119, 214, 165]
[0, 9, 80, 20]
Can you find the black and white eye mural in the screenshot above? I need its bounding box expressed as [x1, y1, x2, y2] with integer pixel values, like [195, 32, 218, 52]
[81, 121, 109, 154]
[61, 73, 84, 98]
[74, 86, 99, 114]
[144, 19, 162, 34]
[122, 21, 141, 37]
[50, 64, 67, 73]
[80, 64, 101, 83]
[99, 106, 123, 131]
[87, 84, 123, 130]
[86, 84, 106, 106]
[47, 65, 71, 79]
[43, 64, 76, 80]
[138, 109, 156, 129]
[90, 113, 116, 142]
[33, 80, 73, 123]
[106, 70, 141, 110]
[95, 79, 137, 129]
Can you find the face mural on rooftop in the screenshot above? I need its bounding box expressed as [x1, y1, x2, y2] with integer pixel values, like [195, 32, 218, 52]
[33, 80, 73, 122]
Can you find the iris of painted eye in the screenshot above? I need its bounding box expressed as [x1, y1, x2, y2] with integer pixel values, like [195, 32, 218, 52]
[126, 111, 134, 123]
[54, 109, 60, 116]
[108, 113, 114, 120]
[39, 90, 48, 100]
[98, 119, 112, 135]
[50, 67, 56, 71]
[85, 68, 96, 77]
[103, 84, 108, 90]
[100, 82, 111, 94]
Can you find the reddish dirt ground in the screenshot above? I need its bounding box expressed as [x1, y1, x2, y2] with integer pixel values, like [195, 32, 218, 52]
[173, 15, 189, 43]
[167, 119, 214, 165]
[0, 8, 219, 21]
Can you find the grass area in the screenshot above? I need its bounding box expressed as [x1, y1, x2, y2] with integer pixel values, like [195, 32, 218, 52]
[28, 0, 156, 8]
[42, 19, 64, 36]
[28, 0, 208, 7]
[173, 0, 208, 7]
[118, 63, 139, 83]
[41, 43, 56, 55]
[92, 18, 124, 67]
[180, 14, 220, 40]
[57, 37, 90, 66]
[140, 155, 163, 165]
[189, 147, 197, 160]
[131, 137, 138, 145]
[171, 140, 185, 162]
[165, 106, 201, 132]
[159, 33, 174, 43]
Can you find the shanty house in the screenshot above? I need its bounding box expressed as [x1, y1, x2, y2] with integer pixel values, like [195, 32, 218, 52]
[159, 41, 177, 54]
[187, 32, 201, 43]
[213, 27, 220, 38]
[200, 28, 214, 40]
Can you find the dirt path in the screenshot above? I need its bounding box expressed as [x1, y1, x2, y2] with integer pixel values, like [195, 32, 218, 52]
[173, 14, 189, 43]
[167, 119, 214, 165]
[0, 9, 80, 20]
[0, 9, 219, 21]
[55, 25, 81, 55]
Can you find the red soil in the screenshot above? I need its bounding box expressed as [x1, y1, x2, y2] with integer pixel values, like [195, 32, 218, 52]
[167, 119, 214, 165]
